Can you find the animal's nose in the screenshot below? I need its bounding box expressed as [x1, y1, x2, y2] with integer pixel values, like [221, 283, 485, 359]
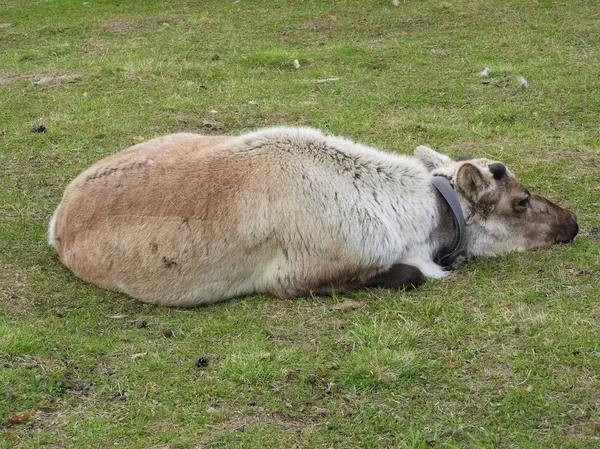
[570, 214, 579, 237]
[563, 213, 579, 242]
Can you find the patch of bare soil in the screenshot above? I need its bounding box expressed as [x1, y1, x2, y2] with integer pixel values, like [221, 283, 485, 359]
[584, 227, 600, 242]
[157, 14, 189, 24]
[0, 264, 34, 314]
[520, 149, 600, 166]
[102, 19, 142, 34]
[0, 71, 83, 85]
[207, 410, 315, 435]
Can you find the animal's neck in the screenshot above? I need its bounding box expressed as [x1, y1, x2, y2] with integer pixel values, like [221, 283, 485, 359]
[431, 188, 465, 267]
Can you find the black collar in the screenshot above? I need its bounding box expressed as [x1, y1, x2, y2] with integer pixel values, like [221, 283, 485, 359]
[431, 176, 465, 267]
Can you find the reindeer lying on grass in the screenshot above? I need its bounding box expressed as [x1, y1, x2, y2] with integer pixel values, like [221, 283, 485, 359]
[49, 127, 578, 306]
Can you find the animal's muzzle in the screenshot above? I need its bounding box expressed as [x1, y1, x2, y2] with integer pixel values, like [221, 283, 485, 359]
[560, 213, 579, 243]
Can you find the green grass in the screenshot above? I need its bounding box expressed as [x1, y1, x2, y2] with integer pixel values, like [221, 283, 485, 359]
[1, 0, 600, 447]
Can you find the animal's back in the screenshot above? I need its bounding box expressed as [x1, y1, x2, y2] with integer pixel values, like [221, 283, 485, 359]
[51, 127, 435, 306]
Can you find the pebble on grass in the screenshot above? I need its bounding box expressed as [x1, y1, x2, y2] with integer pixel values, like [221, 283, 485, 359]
[477, 67, 490, 77]
[516, 75, 528, 89]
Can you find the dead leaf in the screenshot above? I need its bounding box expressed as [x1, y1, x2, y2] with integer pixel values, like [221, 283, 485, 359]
[131, 352, 147, 360]
[444, 362, 461, 369]
[495, 80, 509, 88]
[0, 23, 13, 29]
[282, 368, 296, 379]
[5, 411, 36, 425]
[36, 403, 54, 413]
[105, 314, 126, 319]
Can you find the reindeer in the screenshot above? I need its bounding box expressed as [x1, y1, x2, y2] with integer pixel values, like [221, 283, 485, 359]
[49, 127, 578, 306]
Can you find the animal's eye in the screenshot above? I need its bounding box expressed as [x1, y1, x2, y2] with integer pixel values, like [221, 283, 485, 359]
[517, 197, 530, 208]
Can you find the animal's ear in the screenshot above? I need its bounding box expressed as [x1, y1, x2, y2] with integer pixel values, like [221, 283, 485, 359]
[414, 145, 452, 171]
[455, 162, 493, 203]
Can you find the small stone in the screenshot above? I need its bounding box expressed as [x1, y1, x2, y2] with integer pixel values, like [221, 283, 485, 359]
[202, 118, 223, 130]
[163, 328, 174, 338]
[477, 67, 490, 78]
[293, 59, 300, 69]
[31, 125, 47, 133]
[258, 352, 271, 361]
[516, 75, 528, 89]
[334, 299, 362, 310]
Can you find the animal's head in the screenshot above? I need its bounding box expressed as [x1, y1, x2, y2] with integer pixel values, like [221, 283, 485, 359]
[414, 145, 579, 257]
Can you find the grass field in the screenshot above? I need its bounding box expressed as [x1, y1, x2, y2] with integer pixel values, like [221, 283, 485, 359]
[1, 0, 600, 447]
